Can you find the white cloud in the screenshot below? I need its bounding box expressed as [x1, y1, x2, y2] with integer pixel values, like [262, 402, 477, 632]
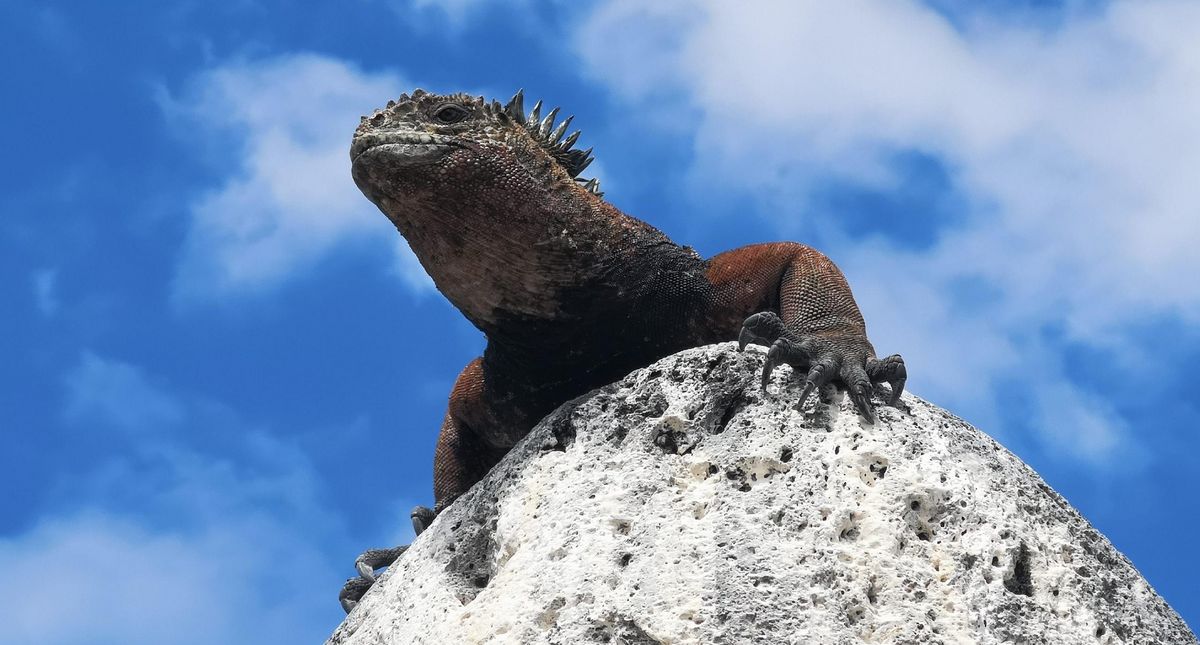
[168, 53, 434, 304]
[0, 512, 337, 645]
[576, 0, 1200, 465]
[17, 352, 348, 643]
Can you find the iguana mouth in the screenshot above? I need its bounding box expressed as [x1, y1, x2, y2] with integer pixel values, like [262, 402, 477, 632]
[350, 131, 457, 165]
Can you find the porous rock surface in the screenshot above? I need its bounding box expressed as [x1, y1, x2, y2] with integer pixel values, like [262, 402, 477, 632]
[328, 343, 1196, 645]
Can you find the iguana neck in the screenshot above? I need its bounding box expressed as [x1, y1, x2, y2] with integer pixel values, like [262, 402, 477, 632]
[379, 180, 684, 333]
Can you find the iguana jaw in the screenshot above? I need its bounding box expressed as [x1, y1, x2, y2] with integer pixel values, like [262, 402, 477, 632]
[350, 134, 458, 168]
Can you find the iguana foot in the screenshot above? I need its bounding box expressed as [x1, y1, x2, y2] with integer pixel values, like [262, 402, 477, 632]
[339, 505, 440, 613]
[738, 312, 905, 423]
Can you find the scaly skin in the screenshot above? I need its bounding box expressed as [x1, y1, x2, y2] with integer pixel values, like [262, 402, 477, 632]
[338, 90, 906, 611]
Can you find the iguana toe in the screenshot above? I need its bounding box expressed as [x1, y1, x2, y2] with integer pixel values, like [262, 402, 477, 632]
[739, 312, 786, 351]
[795, 356, 840, 408]
[354, 545, 409, 582]
[411, 505, 435, 535]
[840, 363, 876, 423]
[867, 354, 907, 405]
[339, 576, 373, 613]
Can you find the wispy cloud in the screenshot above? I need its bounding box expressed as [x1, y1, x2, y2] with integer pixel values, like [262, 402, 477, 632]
[576, 0, 1200, 465]
[63, 351, 185, 436]
[30, 269, 59, 316]
[166, 53, 435, 305]
[388, 0, 536, 30]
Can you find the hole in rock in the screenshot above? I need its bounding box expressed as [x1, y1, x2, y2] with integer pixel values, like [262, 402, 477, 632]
[1003, 542, 1034, 597]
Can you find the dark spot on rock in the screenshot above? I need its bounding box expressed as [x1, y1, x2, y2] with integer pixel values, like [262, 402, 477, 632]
[811, 568, 836, 587]
[606, 420, 631, 444]
[780, 447, 793, 463]
[647, 392, 669, 416]
[701, 354, 726, 380]
[653, 428, 679, 453]
[619, 553, 633, 567]
[1003, 542, 1034, 597]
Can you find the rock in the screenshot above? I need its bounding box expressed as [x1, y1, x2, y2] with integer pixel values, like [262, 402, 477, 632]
[327, 343, 1197, 645]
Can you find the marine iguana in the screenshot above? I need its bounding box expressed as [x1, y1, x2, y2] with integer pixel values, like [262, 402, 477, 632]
[339, 89, 906, 611]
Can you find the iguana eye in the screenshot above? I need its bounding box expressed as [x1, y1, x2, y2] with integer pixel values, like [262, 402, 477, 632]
[433, 104, 469, 124]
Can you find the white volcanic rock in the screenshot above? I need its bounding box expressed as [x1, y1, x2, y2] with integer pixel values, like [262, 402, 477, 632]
[328, 343, 1196, 645]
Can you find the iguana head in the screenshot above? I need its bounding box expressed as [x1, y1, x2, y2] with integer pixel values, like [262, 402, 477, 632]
[350, 89, 601, 213]
[350, 89, 613, 326]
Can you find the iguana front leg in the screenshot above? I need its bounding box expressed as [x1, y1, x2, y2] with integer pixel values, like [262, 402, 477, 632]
[709, 242, 906, 422]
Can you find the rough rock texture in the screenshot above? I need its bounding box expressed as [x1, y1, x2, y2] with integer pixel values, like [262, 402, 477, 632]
[328, 344, 1196, 645]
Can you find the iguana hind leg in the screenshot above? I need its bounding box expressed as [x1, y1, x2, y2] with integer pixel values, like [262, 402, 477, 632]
[339, 359, 504, 613]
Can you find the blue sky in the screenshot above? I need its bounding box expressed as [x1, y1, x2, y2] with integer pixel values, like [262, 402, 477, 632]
[2, 0, 1198, 641]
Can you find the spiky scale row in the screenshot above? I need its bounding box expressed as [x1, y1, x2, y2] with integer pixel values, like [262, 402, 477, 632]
[504, 89, 601, 194]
